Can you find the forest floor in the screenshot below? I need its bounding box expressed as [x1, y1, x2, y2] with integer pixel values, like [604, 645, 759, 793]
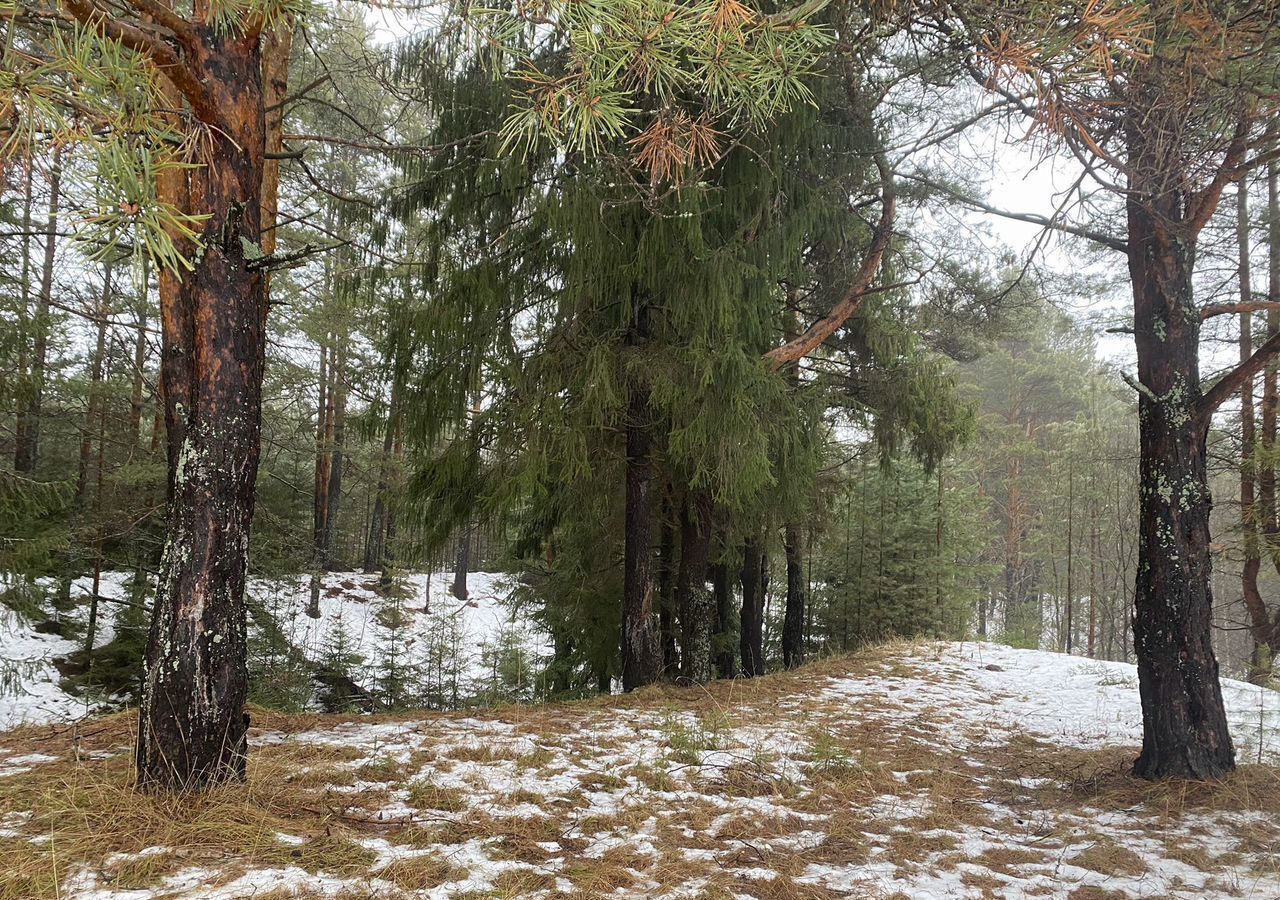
[0, 570, 541, 729]
[2, 641, 1280, 900]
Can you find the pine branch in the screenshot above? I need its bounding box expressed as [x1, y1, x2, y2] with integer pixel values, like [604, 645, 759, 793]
[59, 0, 214, 122]
[122, 0, 198, 51]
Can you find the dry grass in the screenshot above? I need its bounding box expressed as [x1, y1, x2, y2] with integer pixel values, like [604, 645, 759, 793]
[975, 845, 1041, 874]
[986, 733, 1280, 824]
[1070, 835, 1148, 877]
[407, 779, 469, 813]
[375, 854, 469, 890]
[3, 638, 1279, 899]
[0, 751, 378, 900]
[490, 869, 560, 895]
[1069, 888, 1129, 900]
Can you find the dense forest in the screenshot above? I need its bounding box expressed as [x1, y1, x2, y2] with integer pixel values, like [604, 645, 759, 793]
[2, 0, 1280, 800]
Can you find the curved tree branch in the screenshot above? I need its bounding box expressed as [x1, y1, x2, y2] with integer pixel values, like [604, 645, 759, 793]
[59, 0, 213, 121]
[763, 151, 896, 371]
[1196, 327, 1280, 425]
[1201, 300, 1280, 319]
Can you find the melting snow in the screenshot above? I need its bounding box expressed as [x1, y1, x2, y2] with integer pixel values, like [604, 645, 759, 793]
[3, 640, 1279, 898]
[0, 570, 543, 730]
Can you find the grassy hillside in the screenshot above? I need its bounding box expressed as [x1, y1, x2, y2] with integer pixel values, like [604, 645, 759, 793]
[2, 641, 1279, 899]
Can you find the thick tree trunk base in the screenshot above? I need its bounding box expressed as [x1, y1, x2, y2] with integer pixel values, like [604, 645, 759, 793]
[1126, 143, 1236, 782]
[135, 24, 266, 792]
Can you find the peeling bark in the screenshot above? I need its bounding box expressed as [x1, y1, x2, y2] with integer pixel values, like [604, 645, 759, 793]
[135, 24, 268, 791]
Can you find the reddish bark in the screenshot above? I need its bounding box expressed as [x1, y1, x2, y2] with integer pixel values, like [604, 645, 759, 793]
[131, 24, 269, 790]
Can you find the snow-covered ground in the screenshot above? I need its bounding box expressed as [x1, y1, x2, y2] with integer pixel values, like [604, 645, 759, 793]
[0, 570, 543, 729]
[252, 569, 547, 705]
[0, 572, 131, 729]
[825, 642, 1280, 765]
[2, 641, 1279, 899]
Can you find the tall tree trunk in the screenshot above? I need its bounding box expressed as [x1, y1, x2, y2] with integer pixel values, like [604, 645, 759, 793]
[657, 512, 678, 674]
[14, 162, 33, 460]
[1237, 178, 1273, 677]
[14, 146, 62, 473]
[128, 259, 150, 454]
[739, 539, 765, 678]
[324, 345, 347, 566]
[934, 464, 944, 634]
[259, 24, 291, 264]
[1088, 473, 1098, 659]
[308, 342, 333, 618]
[712, 556, 734, 679]
[621, 294, 659, 692]
[379, 415, 405, 593]
[1004, 453, 1026, 642]
[136, 26, 268, 791]
[1262, 158, 1280, 559]
[1126, 115, 1234, 781]
[84, 351, 111, 662]
[782, 523, 805, 669]
[452, 524, 471, 601]
[622, 379, 659, 691]
[76, 263, 113, 507]
[1065, 460, 1074, 654]
[676, 491, 714, 683]
[364, 382, 399, 573]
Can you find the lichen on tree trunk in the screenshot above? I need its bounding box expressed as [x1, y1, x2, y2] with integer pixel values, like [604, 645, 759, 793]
[135, 25, 267, 791]
[1127, 115, 1234, 781]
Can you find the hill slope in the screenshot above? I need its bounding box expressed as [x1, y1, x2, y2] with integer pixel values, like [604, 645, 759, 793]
[0, 571, 540, 729]
[2, 642, 1279, 899]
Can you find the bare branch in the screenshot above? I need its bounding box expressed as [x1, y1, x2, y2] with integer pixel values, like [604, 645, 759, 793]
[282, 131, 494, 156]
[1196, 328, 1280, 424]
[1186, 111, 1253, 234]
[1200, 300, 1280, 319]
[904, 172, 1128, 252]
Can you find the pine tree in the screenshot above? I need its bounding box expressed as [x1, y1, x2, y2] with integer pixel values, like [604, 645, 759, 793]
[946, 1, 1280, 778]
